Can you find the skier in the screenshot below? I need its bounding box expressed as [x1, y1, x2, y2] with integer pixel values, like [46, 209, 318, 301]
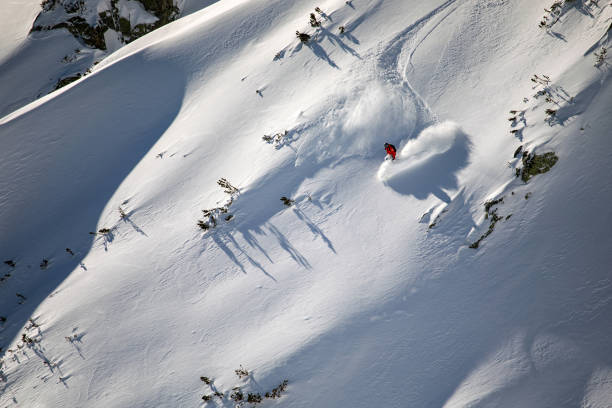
[384, 143, 397, 161]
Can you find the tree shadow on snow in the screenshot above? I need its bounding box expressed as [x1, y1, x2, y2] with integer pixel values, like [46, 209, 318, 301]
[210, 229, 277, 282]
[316, 27, 361, 58]
[201, 157, 339, 277]
[290, 26, 361, 69]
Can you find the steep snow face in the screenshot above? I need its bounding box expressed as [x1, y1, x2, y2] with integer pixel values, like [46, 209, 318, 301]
[1, 0, 612, 407]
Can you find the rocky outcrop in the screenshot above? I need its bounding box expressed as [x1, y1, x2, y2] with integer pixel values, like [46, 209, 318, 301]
[31, 0, 180, 51]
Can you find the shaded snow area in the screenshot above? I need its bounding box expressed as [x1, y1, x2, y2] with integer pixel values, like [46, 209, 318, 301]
[378, 122, 470, 203]
[1, 0, 612, 407]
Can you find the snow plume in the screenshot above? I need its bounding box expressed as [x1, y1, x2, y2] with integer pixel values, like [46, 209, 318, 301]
[295, 80, 417, 164]
[378, 121, 471, 202]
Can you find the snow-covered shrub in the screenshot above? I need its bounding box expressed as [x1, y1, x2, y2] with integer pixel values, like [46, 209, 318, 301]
[197, 216, 214, 231]
[531, 74, 551, 86]
[544, 108, 558, 125]
[118, 206, 127, 219]
[265, 380, 289, 399]
[198, 179, 239, 231]
[247, 393, 263, 403]
[262, 130, 289, 147]
[217, 178, 239, 195]
[296, 31, 311, 43]
[470, 210, 502, 249]
[280, 196, 295, 206]
[26, 318, 39, 330]
[484, 197, 504, 218]
[594, 47, 607, 67]
[21, 333, 35, 345]
[198, 367, 287, 404]
[539, 0, 598, 29]
[230, 388, 244, 402]
[309, 13, 321, 27]
[235, 365, 249, 378]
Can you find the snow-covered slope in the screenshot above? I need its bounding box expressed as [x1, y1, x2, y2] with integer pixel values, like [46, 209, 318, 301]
[1, 0, 611, 406]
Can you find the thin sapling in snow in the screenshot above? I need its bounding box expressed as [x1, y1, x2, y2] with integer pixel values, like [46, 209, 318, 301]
[235, 365, 249, 379]
[230, 388, 244, 402]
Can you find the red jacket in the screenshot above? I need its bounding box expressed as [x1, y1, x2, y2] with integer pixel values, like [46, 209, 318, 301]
[385, 144, 397, 160]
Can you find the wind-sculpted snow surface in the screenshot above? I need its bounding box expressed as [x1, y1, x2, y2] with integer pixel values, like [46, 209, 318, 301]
[378, 121, 470, 202]
[1, 0, 612, 407]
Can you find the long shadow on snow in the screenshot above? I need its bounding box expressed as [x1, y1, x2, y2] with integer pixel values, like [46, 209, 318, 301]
[291, 27, 360, 69]
[0, 54, 185, 365]
[316, 27, 361, 59]
[203, 155, 344, 277]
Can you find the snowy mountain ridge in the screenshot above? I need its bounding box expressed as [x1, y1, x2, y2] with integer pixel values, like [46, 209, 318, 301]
[1, 0, 611, 407]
